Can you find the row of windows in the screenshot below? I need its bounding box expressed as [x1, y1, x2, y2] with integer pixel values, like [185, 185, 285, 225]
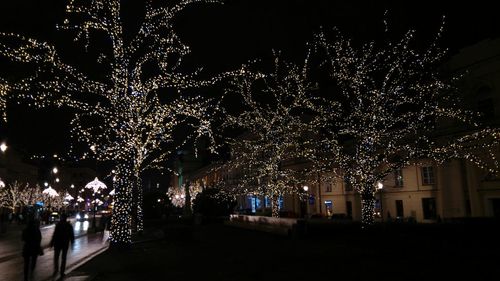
[323, 166, 436, 193]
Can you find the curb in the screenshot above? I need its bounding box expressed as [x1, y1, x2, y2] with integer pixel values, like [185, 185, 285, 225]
[41, 244, 109, 281]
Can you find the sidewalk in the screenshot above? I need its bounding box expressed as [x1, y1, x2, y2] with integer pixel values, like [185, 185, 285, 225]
[71, 222, 500, 281]
[0, 230, 109, 281]
[0, 219, 87, 263]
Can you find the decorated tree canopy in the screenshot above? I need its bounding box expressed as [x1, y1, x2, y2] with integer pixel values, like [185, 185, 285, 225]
[312, 23, 500, 225]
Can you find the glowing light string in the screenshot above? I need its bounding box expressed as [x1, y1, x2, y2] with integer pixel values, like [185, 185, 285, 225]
[0, 0, 225, 246]
[313, 21, 500, 226]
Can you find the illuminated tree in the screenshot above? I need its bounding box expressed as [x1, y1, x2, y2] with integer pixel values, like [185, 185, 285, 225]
[20, 183, 44, 207]
[314, 25, 500, 226]
[220, 54, 320, 217]
[0, 0, 221, 246]
[167, 183, 201, 208]
[0, 181, 27, 213]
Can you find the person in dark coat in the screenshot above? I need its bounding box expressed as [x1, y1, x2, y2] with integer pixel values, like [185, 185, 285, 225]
[22, 219, 42, 281]
[50, 213, 75, 278]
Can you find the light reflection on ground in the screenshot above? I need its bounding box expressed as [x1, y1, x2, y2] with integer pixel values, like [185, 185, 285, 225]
[75, 220, 89, 231]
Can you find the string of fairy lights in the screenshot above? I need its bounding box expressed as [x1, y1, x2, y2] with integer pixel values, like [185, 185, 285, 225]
[0, 182, 67, 211]
[311, 21, 500, 225]
[167, 183, 202, 208]
[196, 21, 500, 225]
[1, 1, 499, 231]
[0, 0, 225, 245]
[213, 54, 323, 217]
[0, 79, 8, 122]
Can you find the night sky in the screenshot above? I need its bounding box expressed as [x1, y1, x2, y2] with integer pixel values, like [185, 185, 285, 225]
[0, 0, 499, 158]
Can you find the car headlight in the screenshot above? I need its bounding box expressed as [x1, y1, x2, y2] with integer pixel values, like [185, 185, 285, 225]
[84, 214, 89, 219]
[76, 214, 81, 219]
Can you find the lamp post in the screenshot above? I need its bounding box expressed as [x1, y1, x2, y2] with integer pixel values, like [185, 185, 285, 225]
[64, 193, 74, 213]
[0, 142, 6, 178]
[85, 177, 107, 230]
[377, 181, 384, 222]
[303, 185, 309, 218]
[77, 196, 84, 211]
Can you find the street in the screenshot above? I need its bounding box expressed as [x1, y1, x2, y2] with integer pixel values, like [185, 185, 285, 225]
[0, 219, 109, 281]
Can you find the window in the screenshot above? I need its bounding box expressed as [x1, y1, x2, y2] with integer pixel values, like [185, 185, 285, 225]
[324, 200, 333, 216]
[394, 169, 404, 187]
[264, 196, 271, 208]
[422, 198, 437, 220]
[346, 201, 353, 218]
[325, 184, 332, 193]
[491, 199, 500, 218]
[421, 166, 435, 185]
[344, 177, 353, 192]
[248, 196, 256, 213]
[395, 200, 404, 218]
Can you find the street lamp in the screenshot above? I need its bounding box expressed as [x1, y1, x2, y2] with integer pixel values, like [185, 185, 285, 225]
[85, 177, 107, 230]
[0, 142, 7, 153]
[303, 186, 309, 218]
[64, 193, 74, 212]
[77, 196, 85, 211]
[377, 181, 384, 221]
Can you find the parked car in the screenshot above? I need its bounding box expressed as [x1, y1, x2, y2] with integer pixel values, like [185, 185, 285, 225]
[49, 212, 60, 223]
[75, 211, 89, 222]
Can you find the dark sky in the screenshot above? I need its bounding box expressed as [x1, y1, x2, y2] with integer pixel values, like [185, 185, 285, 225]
[0, 0, 499, 157]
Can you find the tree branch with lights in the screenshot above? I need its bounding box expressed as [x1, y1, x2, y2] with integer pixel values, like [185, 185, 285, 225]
[314, 23, 500, 226]
[0, 0, 223, 246]
[218, 54, 321, 217]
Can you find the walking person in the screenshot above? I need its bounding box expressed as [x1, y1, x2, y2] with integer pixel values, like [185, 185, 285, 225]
[22, 218, 42, 281]
[50, 213, 75, 278]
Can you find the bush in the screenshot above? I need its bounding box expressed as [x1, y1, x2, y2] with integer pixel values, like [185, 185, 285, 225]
[192, 189, 236, 217]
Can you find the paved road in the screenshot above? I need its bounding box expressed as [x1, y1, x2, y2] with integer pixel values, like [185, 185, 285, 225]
[0, 219, 90, 262]
[0, 219, 109, 281]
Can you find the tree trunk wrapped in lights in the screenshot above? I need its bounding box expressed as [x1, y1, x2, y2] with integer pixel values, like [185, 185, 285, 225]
[0, 0, 224, 246]
[110, 165, 134, 246]
[271, 195, 280, 218]
[314, 21, 500, 227]
[134, 176, 144, 233]
[360, 189, 376, 227]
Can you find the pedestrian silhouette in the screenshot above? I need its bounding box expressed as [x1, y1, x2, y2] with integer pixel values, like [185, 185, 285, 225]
[50, 213, 75, 279]
[22, 218, 42, 281]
